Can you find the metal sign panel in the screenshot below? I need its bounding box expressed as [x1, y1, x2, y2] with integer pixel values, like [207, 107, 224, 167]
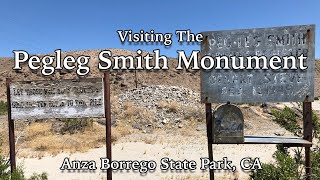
[213, 104, 244, 143]
[201, 25, 315, 103]
[10, 78, 105, 120]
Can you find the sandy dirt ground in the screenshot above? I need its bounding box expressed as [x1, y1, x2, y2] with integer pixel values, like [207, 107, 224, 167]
[313, 99, 320, 111]
[19, 138, 277, 180]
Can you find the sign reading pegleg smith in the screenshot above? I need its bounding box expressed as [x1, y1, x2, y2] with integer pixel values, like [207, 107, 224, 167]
[9, 78, 105, 120]
[200, 25, 315, 103]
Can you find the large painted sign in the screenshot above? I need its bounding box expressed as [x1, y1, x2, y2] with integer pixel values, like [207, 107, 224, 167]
[201, 25, 315, 103]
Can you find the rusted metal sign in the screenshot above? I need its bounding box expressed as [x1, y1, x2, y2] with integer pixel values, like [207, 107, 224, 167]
[213, 104, 244, 143]
[201, 25, 315, 103]
[10, 78, 105, 120]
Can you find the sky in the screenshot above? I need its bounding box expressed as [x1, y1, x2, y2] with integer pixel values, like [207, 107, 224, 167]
[0, 0, 319, 58]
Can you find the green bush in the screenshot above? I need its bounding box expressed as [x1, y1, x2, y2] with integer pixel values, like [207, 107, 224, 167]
[0, 135, 48, 180]
[311, 150, 320, 178]
[250, 145, 302, 180]
[60, 118, 93, 134]
[28, 172, 48, 180]
[0, 101, 7, 115]
[312, 111, 320, 139]
[271, 107, 302, 136]
[251, 145, 320, 179]
[0, 134, 24, 180]
[271, 107, 320, 139]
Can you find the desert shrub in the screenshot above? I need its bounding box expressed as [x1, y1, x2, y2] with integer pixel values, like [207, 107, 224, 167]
[271, 107, 302, 136]
[251, 144, 320, 179]
[111, 125, 132, 142]
[250, 145, 302, 180]
[315, 97, 319, 100]
[0, 134, 24, 179]
[312, 111, 320, 139]
[60, 118, 93, 134]
[0, 135, 47, 180]
[272, 106, 320, 139]
[0, 101, 7, 115]
[26, 122, 51, 141]
[1, 166, 26, 180]
[183, 106, 205, 121]
[123, 101, 139, 118]
[0, 155, 12, 179]
[272, 106, 320, 140]
[120, 101, 155, 127]
[311, 150, 320, 178]
[28, 172, 48, 180]
[158, 100, 180, 113]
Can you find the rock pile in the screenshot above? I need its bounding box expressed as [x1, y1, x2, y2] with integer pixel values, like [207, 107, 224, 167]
[117, 85, 204, 130]
[118, 85, 200, 107]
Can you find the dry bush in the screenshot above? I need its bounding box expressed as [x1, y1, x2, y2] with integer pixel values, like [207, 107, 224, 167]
[111, 125, 132, 142]
[183, 106, 205, 121]
[23, 122, 108, 156]
[179, 127, 196, 137]
[25, 122, 52, 140]
[136, 109, 155, 126]
[163, 174, 208, 180]
[123, 101, 140, 118]
[119, 101, 155, 128]
[0, 101, 7, 115]
[163, 174, 236, 180]
[111, 95, 121, 115]
[60, 118, 93, 134]
[158, 100, 180, 113]
[0, 123, 8, 155]
[140, 136, 157, 144]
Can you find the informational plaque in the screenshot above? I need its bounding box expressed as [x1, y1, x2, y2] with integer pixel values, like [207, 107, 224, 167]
[213, 104, 244, 143]
[10, 78, 105, 120]
[201, 25, 315, 103]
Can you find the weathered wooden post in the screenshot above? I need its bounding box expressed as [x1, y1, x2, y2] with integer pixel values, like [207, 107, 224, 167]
[303, 101, 312, 180]
[6, 78, 16, 173]
[205, 103, 214, 180]
[104, 72, 112, 180]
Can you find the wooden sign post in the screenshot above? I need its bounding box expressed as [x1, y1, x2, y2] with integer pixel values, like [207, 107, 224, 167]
[6, 76, 112, 179]
[104, 73, 112, 180]
[303, 101, 313, 180]
[6, 78, 16, 173]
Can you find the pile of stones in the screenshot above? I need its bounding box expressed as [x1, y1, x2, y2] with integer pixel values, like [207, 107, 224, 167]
[117, 85, 203, 129]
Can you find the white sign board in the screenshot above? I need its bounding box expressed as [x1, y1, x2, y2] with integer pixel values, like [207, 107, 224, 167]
[10, 78, 105, 120]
